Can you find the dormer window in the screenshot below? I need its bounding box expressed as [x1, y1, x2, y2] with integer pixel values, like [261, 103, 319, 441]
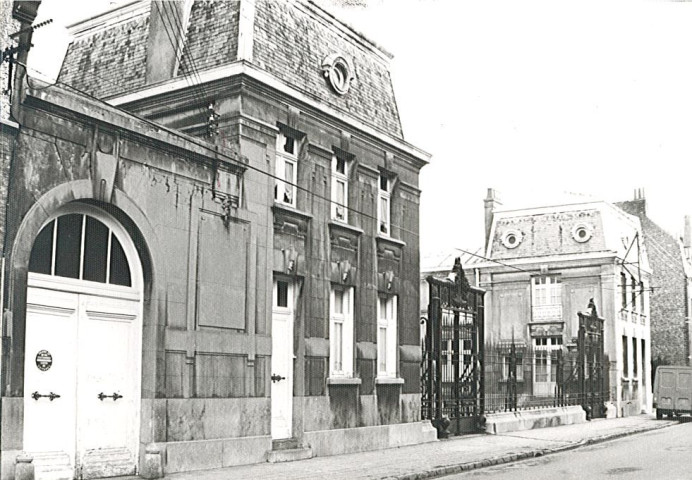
[501, 229, 523, 249]
[572, 223, 593, 243]
[322, 53, 354, 95]
[275, 132, 298, 207]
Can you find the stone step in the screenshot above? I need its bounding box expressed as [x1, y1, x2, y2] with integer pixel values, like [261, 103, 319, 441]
[267, 446, 313, 463]
[271, 437, 301, 451]
[81, 447, 135, 479]
[31, 451, 73, 480]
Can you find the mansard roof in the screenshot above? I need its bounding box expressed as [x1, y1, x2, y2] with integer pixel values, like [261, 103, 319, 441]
[486, 201, 650, 270]
[58, 0, 403, 138]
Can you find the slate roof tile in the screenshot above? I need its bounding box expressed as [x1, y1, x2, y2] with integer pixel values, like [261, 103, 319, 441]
[59, 14, 149, 98]
[58, 0, 402, 139]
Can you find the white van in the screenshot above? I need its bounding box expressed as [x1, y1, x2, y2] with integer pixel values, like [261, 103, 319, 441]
[654, 366, 692, 419]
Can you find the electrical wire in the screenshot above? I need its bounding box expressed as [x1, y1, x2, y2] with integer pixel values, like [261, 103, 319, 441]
[152, 1, 209, 118]
[15, 61, 426, 240]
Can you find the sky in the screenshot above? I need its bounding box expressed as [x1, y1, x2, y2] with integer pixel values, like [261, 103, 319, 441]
[24, 0, 692, 258]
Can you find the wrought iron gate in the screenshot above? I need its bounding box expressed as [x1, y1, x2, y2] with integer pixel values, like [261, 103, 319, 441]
[578, 304, 606, 419]
[422, 258, 485, 436]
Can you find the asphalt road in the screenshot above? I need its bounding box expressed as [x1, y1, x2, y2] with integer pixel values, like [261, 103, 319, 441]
[445, 419, 692, 480]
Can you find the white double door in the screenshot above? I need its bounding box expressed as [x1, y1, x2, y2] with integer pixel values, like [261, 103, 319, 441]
[24, 286, 141, 479]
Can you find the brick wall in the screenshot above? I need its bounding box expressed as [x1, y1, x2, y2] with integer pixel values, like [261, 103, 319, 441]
[618, 200, 690, 366]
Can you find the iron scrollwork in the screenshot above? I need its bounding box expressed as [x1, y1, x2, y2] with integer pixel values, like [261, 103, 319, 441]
[98, 392, 123, 401]
[31, 391, 60, 401]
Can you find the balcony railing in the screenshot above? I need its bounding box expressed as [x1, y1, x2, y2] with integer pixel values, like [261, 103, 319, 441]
[532, 304, 562, 322]
[619, 309, 647, 325]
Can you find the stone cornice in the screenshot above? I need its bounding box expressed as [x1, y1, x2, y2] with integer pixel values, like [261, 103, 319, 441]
[23, 82, 247, 172]
[107, 62, 430, 169]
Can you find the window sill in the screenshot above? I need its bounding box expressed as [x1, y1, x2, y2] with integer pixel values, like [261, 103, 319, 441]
[327, 377, 362, 386]
[376, 234, 406, 248]
[272, 203, 313, 221]
[375, 377, 404, 385]
[328, 220, 364, 235]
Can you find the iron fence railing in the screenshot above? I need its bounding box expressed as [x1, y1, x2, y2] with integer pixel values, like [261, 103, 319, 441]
[484, 342, 609, 415]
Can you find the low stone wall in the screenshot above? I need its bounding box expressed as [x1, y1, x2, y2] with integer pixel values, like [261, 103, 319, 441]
[0, 450, 20, 480]
[304, 420, 437, 458]
[485, 406, 586, 434]
[161, 435, 272, 474]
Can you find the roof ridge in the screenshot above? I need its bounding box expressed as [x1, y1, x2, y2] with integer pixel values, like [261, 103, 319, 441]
[66, 0, 149, 38]
[301, 0, 393, 62]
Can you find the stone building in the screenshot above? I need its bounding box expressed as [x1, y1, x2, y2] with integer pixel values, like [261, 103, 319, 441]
[616, 190, 692, 373]
[477, 189, 653, 418]
[0, 1, 433, 479]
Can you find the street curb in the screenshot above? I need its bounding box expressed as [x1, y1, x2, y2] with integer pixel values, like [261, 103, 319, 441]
[390, 421, 676, 480]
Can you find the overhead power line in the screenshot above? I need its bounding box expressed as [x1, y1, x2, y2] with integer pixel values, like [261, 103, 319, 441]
[14, 62, 426, 240]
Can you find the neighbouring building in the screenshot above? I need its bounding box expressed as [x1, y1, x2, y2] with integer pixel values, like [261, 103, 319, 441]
[616, 189, 692, 374]
[477, 189, 653, 418]
[0, 1, 433, 479]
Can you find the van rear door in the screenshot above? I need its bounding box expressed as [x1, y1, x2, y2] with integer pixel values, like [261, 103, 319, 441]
[676, 370, 692, 412]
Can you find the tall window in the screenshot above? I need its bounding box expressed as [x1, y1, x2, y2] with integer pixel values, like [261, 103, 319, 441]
[632, 337, 638, 378]
[534, 337, 562, 383]
[503, 353, 524, 381]
[275, 132, 298, 207]
[330, 286, 354, 377]
[641, 280, 647, 318]
[631, 275, 638, 313]
[378, 174, 391, 236]
[377, 295, 398, 378]
[621, 273, 628, 310]
[331, 155, 349, 222]
[622, 335, 629, 378]
[531, 276, 562, 321]
[641, 339, 646, 385]
[273, 279, 291, 311]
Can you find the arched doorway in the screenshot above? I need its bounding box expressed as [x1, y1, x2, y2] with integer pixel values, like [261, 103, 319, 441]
[22, 203, 143, 479]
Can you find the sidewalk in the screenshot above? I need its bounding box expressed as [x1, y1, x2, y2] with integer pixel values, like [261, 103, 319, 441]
[153, 415, 676, 480]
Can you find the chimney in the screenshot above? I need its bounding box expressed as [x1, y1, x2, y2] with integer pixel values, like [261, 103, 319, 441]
[484, 188, 502, 250]
[145, 1, 187, 85]
[629, 187, 647, 216]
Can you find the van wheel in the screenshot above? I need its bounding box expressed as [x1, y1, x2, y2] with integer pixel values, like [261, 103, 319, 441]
[656, 410, 662, 420]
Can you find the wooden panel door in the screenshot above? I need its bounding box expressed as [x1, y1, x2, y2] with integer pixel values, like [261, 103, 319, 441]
[23, 288, 79, 468]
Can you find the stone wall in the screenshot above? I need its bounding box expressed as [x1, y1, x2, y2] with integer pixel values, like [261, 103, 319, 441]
[0, 3, 19, 122]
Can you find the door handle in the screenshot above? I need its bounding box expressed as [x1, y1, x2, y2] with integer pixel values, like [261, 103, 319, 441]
[271, 374, 286, 383]
[31, 391, 60, 401]
[98, 392, 123, 401]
